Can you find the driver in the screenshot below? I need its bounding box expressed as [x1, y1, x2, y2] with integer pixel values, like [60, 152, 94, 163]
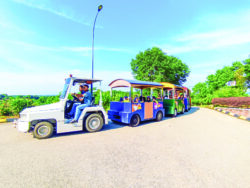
[70, 84, 92, 123]
[67, 85, 85, 117]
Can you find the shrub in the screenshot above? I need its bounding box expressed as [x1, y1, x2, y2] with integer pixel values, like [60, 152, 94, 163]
[212, 97, 250, 108]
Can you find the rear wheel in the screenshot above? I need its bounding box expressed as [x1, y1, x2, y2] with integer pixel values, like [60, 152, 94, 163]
[130, 114, 140, 127]
[172, 108, 177, 117]
[181, 107, 185, 114]
[33, 121, 54, 139]
[85, 113, 104, 132]
[156, 111, 163, 121]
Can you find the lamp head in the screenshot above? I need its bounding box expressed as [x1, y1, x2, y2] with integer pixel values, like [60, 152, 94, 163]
[98, 5, 103, 12]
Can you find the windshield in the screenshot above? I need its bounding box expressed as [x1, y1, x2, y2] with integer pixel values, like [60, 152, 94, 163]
[60, 84, 69, 99]
[60, 78, 71, 99]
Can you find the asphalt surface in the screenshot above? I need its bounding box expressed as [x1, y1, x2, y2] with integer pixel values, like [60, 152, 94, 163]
[0, 107, 249, 188]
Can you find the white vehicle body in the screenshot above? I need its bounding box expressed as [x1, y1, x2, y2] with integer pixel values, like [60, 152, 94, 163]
[16, 77, 108, 136]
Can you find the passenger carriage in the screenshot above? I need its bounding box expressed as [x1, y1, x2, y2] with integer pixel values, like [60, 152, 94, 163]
[108, 79, 165, 127]
[160, 82, 186, 117]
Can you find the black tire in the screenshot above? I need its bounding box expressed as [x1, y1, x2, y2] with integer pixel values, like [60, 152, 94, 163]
[129, 114, 140, 127]
[33, 121, 54, 139]
[156, 111, 163, 121]
[181, 107, 185, 114]
[85, 113, 104, 132]
[172, 108, 177, 117]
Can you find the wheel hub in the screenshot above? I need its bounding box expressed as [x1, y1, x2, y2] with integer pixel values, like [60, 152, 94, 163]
[37, 125, 49, 136]
[89, 117, 100, 130]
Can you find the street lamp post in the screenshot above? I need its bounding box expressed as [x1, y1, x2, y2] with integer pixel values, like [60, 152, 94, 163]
[91, 5, 103, 94]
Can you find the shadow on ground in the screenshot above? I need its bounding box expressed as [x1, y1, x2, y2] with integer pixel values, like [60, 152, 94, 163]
[54, 107, 200, 138]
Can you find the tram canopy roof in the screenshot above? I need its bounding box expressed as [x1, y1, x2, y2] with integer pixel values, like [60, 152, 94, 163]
[160, 82, 183, 90]
[182, 86, 191, 92]
[109, 79, 163, 89]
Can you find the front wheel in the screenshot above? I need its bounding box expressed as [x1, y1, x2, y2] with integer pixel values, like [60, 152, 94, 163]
[33, 121, 54, 139]
[130, 114, 140, 127]
[85, 113, 104, 132]
[156, 111, 163, 121]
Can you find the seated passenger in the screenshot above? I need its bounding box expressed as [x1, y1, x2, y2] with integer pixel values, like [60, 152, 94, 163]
[119, 97, 124, 102]
[157, 95, 162, 101]
[133, 95, 139, 103]
[139, 96, 145, 103]
[146, 96, 151, 102]
[153, 96, 162, 109]
[123, 96, 130, 102]
[178, 93, 184, 100]
[153, 96, 158, 104]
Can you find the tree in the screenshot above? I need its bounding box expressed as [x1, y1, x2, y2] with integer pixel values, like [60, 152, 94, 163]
[244, 58, 250, 88]
[206, 61, 245, 91]
[192, 61, 248, 105]
[130, 47, 190, 85]
[191, 82, 212, 105]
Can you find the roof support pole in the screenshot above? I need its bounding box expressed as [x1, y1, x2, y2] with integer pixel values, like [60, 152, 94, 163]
[129, 87, 132, 102]
[110, 88, 112, 100]
[99, 81, 102, 106]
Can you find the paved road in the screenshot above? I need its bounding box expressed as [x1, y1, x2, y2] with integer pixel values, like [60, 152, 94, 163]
[0, 107, 249, 188]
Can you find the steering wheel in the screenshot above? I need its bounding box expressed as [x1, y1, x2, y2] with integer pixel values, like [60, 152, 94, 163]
[72, 95, 80, 102]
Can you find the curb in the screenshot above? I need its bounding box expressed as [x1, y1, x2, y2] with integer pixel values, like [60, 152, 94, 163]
[213, 107, 249, 122]
[0, 119, 6, 123]
[0, 118, 17, 123]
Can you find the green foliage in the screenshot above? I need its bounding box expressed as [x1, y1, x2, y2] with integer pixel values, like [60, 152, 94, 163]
[191, 82, 212, 105]
[213, 87, 248, 98]
[0, 95, 60, 116]
[10, 98, 33, 115]
[93, 90, 111, 111]
[0, 91, 134, 116]
[131, 47, 190, 85]
[192, 60, 249, 105]
[0, 100, 13, 116]
[244, 58, 250, 88]
[94, 90, 138, 111]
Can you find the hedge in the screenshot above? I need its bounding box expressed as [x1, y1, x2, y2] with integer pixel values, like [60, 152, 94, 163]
[212, 97, 250, 108]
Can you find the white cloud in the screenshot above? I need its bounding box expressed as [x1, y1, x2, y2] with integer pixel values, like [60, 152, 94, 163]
[11, 0, 90, 26]
[0, 70, 133, 95]
[0, 39, 132, 61]
[158, 9, 250, 54]
[161, 28, 250, 54]
[184, 70, 216, 90]
[0, 19, 33, 34]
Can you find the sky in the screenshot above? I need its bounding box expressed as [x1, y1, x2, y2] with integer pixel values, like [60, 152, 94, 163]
[0, 0, 250, 95]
